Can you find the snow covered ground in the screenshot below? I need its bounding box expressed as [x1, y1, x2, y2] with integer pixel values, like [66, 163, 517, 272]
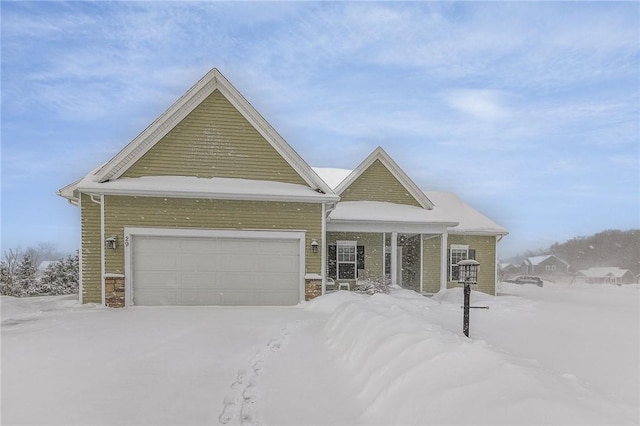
[2, 282, 638, 425]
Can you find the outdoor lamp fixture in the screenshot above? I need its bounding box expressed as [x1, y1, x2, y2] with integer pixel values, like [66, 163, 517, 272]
[310, 239, 319, 254]
[105, 236, 118, 250]
[457, 259, 487, 337]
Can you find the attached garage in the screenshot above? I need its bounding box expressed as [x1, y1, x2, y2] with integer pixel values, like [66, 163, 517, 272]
[125, 228, 305, 306]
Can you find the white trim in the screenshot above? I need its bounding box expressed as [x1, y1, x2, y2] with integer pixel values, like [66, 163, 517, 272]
[494, 235, 498, 296]
[123, 227, 306, 307]
[391, 232, 398, 286]
[76, 183, 339, 204]
[327, 220, 451, 234]
[420, 234, 424, 293]
[99, 195, 105, 306]
[440, 232, 448, 291]
[334, 147, 434, 210]
[77, 195, 83, 304]
[382, 233, 386, 283]
[449, 244, 470, 283]
[336, 240, 357, 280]
[321, 203, 327, 295]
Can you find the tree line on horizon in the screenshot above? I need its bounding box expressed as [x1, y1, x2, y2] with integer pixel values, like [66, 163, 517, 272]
[507, 229, 640, 275]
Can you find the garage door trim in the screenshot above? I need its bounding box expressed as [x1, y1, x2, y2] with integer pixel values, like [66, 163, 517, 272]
[123, 227, 306, 307]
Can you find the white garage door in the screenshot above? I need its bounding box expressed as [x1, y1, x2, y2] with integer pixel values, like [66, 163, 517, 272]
[131, 234, 301, 306]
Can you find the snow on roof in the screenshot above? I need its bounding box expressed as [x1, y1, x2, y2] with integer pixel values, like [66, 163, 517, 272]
[76, 175, 339, 203]
[525, 255, 568, 266]
[314, 167, 507, 234]
[312, 167, 352, 190]
[424, 191, 508, 235]
[577, 267, 633, 278]
[328, 201, 457, 225]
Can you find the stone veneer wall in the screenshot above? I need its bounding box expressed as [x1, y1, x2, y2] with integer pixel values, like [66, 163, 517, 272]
[305, 278, 322, 301]
[105, 275, 125, 308]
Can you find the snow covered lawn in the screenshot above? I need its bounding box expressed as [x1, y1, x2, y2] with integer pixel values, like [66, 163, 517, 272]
[2, 283, 638, 425]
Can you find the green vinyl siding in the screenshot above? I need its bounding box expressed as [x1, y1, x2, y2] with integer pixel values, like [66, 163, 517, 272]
[326, 232, 384, 282]
[422, 235, 441, 294]
[103, 195, 322, 275]
[340, 159, 421, 207]
[80, 193, 102, 303]
[447, 235, 497, 295]
[123, 90, 306, 185]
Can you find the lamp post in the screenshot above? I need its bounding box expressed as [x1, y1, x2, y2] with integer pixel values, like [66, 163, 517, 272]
[457, 259, 481, 337]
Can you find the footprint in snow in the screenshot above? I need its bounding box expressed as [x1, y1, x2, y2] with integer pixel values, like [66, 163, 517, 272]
[218, 322, 304, 425]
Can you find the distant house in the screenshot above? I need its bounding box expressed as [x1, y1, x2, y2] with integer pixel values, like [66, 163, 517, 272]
[576, 267, 636, 285]
[522, 255, 570, 281]
[498, 263, 519, 281]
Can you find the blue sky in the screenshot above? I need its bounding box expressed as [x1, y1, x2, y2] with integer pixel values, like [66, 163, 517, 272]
[2, 1, 639, 258]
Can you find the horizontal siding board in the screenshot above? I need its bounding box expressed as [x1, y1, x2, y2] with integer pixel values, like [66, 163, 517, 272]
[123, 90, 306, 185]
[103, 196, 322, 275]
[341, 159, 421, 207]
[447, 235, 496, 294]
[423, 235, 441, 294]
[80, 193, 102, 303]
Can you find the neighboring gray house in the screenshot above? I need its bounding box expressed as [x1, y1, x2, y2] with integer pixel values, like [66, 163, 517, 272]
[576, 267, 636, 285]
[522, 255, 571, 281]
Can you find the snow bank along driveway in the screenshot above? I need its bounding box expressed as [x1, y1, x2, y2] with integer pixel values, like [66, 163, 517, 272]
[2, 283, 639, 425]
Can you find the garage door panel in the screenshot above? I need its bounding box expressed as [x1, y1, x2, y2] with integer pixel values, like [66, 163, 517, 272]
[257, 273, 300, 289]
[132, 233, 301, 306]
[135, 237, 179, 252]
[135, 272, 180, 289]
[179, 238, 222, 252]
[135, 253, 177, 271]
[212, 254, 256, 271]
[179, 272, 218, 288]
[255, 254, 299, 271]
[178, 290, 225, 305]
[179, 254, 224, 271]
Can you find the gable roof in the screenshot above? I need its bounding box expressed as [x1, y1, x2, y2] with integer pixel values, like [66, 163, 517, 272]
[577, 267, 634, 279]
[334, 147, 435, 209]
[523, 255, 569, 267]
[313, 167, 508, 235]
[64, 68, 333, 197]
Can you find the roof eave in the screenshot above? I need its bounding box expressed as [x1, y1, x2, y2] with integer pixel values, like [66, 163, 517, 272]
[75, 187, 341, 203]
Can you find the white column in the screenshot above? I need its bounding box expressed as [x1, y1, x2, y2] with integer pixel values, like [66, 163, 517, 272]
[420, 234, 424, 294]
[440, 231, 448, 292]
[391, 232, 398, 286]
[321, 203, 327, 295]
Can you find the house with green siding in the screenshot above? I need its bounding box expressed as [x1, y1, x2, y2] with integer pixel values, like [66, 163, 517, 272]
[58, 68, 508, 307]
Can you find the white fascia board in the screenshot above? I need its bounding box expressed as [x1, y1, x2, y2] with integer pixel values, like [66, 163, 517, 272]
[327, 220, 454, 234]
[76, 186, 340, 203]
[447, 230, 510, 236]
[334, 147, 434, 209]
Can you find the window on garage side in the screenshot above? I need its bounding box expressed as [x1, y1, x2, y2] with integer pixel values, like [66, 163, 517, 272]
[448, 244, 476, 281]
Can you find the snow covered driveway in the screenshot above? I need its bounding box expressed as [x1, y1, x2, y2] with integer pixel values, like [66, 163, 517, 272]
[2, 283, 639, 425]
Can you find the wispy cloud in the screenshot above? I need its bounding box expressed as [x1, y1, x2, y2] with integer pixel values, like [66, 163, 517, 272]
[442, 89, 513, 122]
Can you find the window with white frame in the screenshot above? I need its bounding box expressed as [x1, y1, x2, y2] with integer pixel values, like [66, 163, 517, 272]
[337, 240, 357, 279]
[449, 244, 475, 281]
